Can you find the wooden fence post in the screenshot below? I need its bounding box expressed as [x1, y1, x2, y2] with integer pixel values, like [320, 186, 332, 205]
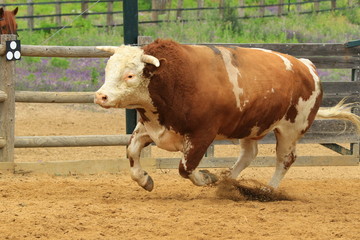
[219, 0, 225, 18]
[27, 0, 34, 30]
[0, 35, 16, 163]
[166, 0, 172, 22]
[197, 0, 204, 18]
[176, 0, 183, 20]
[331, 0, 336, 10]
[151, 0, 168, 22]
[349, 39, 360, 157]
[55, 1, 61, 26]
[152, 0, 159, 22]
[259, 0, 265, 17]
[238, 0, 245, 18]
[296, 0, 302, 13]
[314, 0, 320, 12]
[351, 68, 360, 157]
[107, 0, 114, 27]
[81, 0, 89, 18]
[278, 0, 284, 16]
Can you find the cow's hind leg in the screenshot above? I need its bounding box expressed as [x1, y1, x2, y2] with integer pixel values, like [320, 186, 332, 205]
[127, 122, 154, 191]
[268, 129, 299, 189]
[228, 139, 258, 179]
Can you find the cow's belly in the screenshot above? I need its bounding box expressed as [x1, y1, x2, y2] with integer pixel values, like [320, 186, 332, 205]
[144, 122, 184, 152]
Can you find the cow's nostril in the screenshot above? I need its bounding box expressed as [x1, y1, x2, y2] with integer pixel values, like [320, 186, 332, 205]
[95, 92, 108, 103]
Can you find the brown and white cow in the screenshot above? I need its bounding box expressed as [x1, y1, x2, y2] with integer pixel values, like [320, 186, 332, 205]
[95, 39, 360, 192]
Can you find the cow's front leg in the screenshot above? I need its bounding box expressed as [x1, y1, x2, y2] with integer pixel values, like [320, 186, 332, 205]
[179, 134, 218, 186]
[127, 122, 154, 191]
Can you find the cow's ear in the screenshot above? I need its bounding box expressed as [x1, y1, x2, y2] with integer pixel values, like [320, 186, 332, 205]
[13, 7, 18, 16]
[0, 8, 4, 18]
[157, 58, 167, 69]
[150, 58, 167, 73]
[143, 58, 166, 78]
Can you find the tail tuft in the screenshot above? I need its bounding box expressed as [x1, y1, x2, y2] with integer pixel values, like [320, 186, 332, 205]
[316, 98, 360, 134]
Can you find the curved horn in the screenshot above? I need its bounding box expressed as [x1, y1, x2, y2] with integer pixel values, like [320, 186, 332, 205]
[141, 54, 160, 67]
[96, 46, 118, 54]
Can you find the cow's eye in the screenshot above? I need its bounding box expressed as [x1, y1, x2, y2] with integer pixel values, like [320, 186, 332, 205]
[124, 74, 137, 85]
[126, 74, 136, 80]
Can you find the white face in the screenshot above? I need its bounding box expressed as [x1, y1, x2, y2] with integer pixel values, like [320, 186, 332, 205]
[95, 46, 150, 109]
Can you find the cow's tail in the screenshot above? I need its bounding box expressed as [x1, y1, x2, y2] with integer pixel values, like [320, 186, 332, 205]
[315, 99, 360, 133]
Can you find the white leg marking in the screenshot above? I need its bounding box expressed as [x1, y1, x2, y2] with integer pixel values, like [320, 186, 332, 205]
[268, 129, 298, 189]
[230, 139, 258, 179]
[181, 135, 194, 171]
[127, 122, 154, 190]
[218, 47, 244, 111]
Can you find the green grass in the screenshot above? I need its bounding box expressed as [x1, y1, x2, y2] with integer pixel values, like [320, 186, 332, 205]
[12, 0, 358, 45]
[160, 7, 357, 44]
[17, 8, 359, 46]
[14, 0, 123, 29]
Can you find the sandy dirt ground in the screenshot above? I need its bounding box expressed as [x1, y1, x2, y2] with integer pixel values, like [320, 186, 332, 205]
[0, 103, 358, 239]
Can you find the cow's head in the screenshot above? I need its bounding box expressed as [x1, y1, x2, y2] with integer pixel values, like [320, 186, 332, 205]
[95, 45, 160, 109]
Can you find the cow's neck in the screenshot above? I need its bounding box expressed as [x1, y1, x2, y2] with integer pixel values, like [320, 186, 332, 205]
[136, 102, 159, 122]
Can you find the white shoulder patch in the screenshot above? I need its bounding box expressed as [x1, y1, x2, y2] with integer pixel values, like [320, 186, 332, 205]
[218, 47, 244, 111]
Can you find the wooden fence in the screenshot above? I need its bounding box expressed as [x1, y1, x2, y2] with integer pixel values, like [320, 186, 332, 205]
[0, 34, 359, 174]
[0, 0, 357, 31]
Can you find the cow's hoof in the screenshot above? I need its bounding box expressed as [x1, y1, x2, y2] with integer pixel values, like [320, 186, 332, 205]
[199, 170, 218, 184]
[220, 170, 232, 178]
[142, 175, 154, 192]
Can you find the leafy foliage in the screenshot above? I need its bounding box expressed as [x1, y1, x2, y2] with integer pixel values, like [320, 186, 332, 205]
[50, 58, 70, 69]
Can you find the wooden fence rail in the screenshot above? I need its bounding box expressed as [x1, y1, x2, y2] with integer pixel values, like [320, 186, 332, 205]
[0, 35, 359, 173]
[11, 82, 360, 106]
[1, 42, 359, 61]
[15, 135, 130, 148]
[15, 91, 94, 103]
